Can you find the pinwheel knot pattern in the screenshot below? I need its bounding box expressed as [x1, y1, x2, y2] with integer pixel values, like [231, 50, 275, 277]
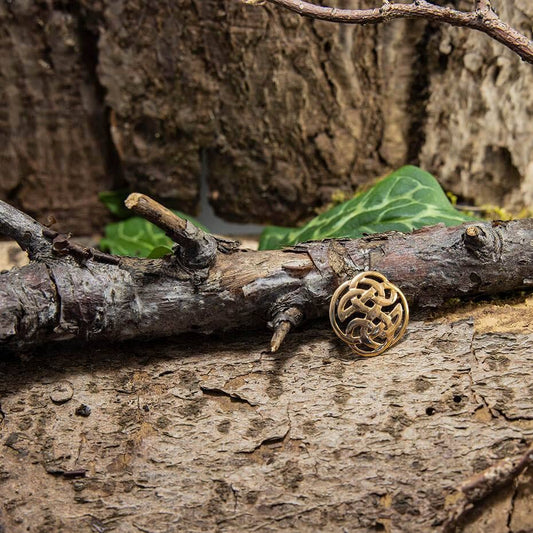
[329, 271, 409, 356]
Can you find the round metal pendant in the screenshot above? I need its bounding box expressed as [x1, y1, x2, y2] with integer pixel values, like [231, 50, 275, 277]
[329, 271, 409, 357]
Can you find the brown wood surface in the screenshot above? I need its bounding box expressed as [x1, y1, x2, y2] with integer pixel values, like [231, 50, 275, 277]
[1, 314, 532, 532]
[1, 199, 533, 531]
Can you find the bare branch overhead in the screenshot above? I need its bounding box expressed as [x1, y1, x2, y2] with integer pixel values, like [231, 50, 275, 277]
[264, 0, 533, 64]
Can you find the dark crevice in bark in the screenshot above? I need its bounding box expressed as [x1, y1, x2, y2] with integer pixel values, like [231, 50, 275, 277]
[372, 23, 390, 172]
[406, 22, 434, 165]
[238, 427, 291, 454]
[506, 482, 519, 532]
[310, 23, 338, 104]
[468, 333, 490, 407]
[75, 3, 125, 190]
[44, 263, 61, 336]
[200, 386, 257, 407]
[492, 407, 533, 423]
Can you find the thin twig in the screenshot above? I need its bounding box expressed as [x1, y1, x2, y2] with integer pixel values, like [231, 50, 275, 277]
[125, 193, 189, 240]
[268, 306, 304, 351]
[443, 442, 533, 532]
[0, 199, 120, 265]
[125, 193, 218, 269]
[264, 0, 533, 64]
[271, 321, 291, 352]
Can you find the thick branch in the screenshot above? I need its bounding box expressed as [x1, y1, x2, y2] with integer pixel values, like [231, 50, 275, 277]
[264, 0, 533, 64]
[1, 196, 533, 350]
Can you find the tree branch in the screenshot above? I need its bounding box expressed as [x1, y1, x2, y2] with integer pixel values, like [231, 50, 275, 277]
[1, 199, 533, 351]
[125, 193, 219, 269]
[263, 0, 533, 64]
[0, 199, 51, 260]
[444, 442, 533, 532]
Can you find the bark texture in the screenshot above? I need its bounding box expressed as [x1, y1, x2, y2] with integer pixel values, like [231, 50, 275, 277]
[96, 0, 389, 223]
[3, 0, 533, 233]
[420, 0, 533, 211]
[0, 1, 119, 234]
[1, 317, 532, 532]
[1, 202, 533, 532]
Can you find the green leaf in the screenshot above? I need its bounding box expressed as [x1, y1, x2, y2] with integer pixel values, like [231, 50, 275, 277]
[98, 190, 132, 219]
[258, 166, 477, 250]
[257, 226, 300, 251]
[147, 245, 173, 259]
[100, 217, 172, 257]
[99, 212, 209, 258]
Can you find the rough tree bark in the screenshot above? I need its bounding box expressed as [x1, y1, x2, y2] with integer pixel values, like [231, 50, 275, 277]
[3, 0, 533, 232]
[1, 306, 533, 531]
[420, 0, 533, 211]
[0, 0, 119, 234]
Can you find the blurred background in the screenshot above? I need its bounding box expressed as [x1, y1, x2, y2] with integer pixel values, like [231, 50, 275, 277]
[1, 0, 532, 236]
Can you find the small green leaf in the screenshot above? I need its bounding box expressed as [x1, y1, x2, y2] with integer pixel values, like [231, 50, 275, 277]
[147, 245, 173, 259]
[100, 216, 172, 257]
[258, 166, 477, 250]
[98, 190, 131, 219]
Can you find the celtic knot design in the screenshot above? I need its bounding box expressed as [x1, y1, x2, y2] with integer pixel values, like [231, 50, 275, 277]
[329, 271, 409, 356]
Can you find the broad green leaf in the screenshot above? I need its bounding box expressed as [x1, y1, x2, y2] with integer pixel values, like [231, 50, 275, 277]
[147, 246, 174, 259]
[100, 216, 173, 257]
[99, 210, 209, 258]
[258, 226, 300, 250]
[258, 166, 477, 250]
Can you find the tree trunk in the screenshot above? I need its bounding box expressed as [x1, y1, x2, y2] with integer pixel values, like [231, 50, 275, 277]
[0, 1, 119, 234]
[420, 0, 533, 211]
[3, 1, 532, 234]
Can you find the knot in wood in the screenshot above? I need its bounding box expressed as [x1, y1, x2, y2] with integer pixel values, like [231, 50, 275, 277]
[462, 224, 503, 261]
